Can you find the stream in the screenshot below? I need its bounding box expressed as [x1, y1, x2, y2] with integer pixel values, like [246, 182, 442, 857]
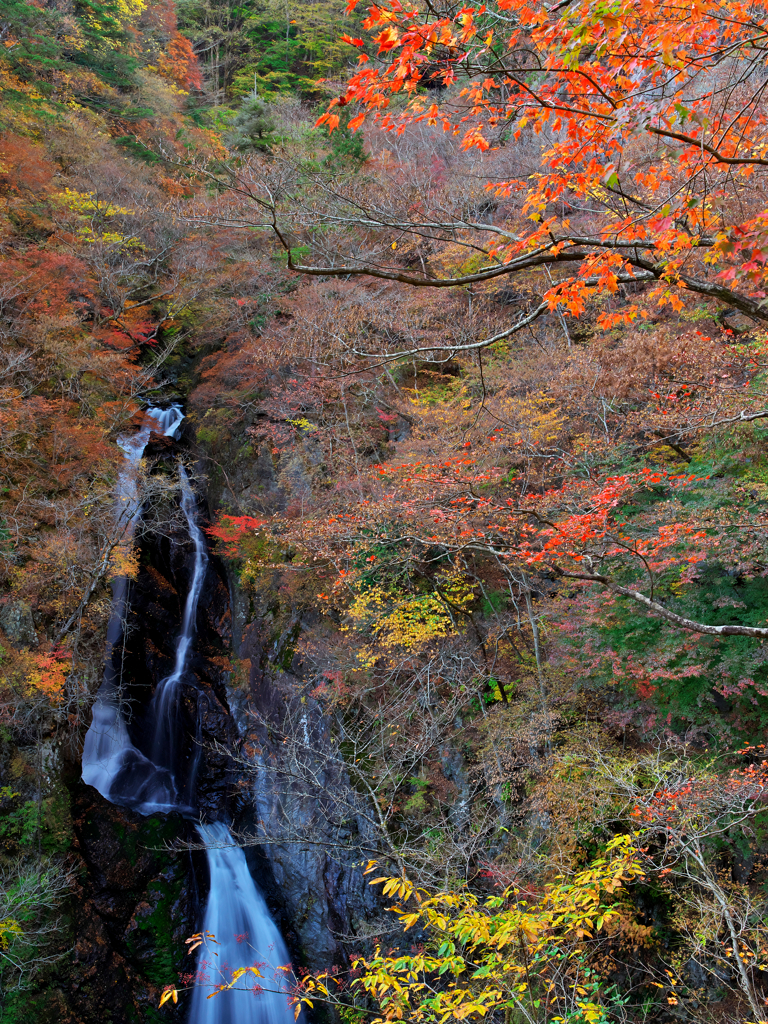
[81, 406, 294, 1023]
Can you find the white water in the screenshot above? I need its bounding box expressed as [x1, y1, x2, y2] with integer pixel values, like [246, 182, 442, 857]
[146, 464, 209, 797]
[82, 405, 296, 1024]
[82, 405, 184, 811]
[189, 822, 295, 1024]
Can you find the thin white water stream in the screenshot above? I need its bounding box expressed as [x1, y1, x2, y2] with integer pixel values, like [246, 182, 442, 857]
[150, 464, 209, 767]
[81, 406, 296, 1024]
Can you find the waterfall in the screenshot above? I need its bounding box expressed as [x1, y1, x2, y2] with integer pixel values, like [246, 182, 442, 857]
[82, 405, 184, 811]
[145, 464, 209, 804]
[97, 462, 209, 815]
[82, 405, 296, 1024]
[189, 822, 294, 1024]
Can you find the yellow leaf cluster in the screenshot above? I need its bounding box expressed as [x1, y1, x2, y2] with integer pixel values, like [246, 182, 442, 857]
[57, 189, 134, 218]
[345, 572, 475, 664]
[341, 835, 643, 1024]
[0, 917, 23, 950]
[108, 543, 140, 582]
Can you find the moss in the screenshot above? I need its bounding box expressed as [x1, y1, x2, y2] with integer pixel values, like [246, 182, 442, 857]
[125, 872, 185, 988]
[119, 818, 188, 994]
[480, 589, 508, 617]
[196, 425, 222, 447]
[41, 790, 72, 853]
[0, 987, 67, 1024]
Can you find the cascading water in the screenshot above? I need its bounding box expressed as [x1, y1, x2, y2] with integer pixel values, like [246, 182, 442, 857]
[146, 464, 209, 804]
[81, 406, 295, 1024]
[95, 462, 208, 815]
[189, 822, 294, 1024]
[82, 405, 184, 810]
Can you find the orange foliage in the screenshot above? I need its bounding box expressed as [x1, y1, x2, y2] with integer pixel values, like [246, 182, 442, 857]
[0, 642, 70, 721]
[0, 135, 53, 197]
[157, 33, 203, 91]
[313, 0, 768, 321]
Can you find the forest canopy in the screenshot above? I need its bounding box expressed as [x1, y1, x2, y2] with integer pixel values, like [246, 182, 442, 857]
[3, 0, 768, 1021]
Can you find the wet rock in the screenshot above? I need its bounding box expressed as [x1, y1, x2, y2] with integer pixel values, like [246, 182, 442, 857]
[115, 503, 239, 819]
[0, 598, 38, 647]
[66, 786, 198, 1023]
[233, 623, 380, 972]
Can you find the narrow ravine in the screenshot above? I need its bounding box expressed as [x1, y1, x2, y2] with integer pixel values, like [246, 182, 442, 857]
[81, 406, 294, 1024]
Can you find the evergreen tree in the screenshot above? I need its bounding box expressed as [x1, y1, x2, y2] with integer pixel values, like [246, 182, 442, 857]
[227, 96, 277, 152]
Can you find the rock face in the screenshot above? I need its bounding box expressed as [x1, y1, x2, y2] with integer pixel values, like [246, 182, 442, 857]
[190, 427, 384, 973]
[0, 598, 38, 647]
[67, 790, 199, 1023]
[232, 624, 380, 972]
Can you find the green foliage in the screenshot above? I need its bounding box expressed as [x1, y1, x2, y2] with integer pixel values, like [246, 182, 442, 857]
[1, 0, 140, 95]
[114, 136, 164, 164]
[568, 449, 768, 743]
[0, 857, 71, 1002]
[273, 243, 311, 266]
[244, 0, 363, 99]
[177, 0, 361, 101]
[403, 776, 429, 816]
[0, 798, 40, 850]
[196, 425, 223, 447]
[337, 1006, 367, 1024]
[0, 1, 63, 79]
[195, 407, 236, 450]
[480, 589, 507, 617]
[227, 97, 278, 152]
[323, 107, 367, 170]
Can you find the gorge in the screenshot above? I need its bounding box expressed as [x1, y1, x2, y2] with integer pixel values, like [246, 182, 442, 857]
[81, 406, 294, 1024]
[5, 0, 768, 1018]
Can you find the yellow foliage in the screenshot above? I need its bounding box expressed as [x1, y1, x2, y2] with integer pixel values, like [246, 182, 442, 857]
[57, 188, 134, 218]
[108, 542, 140, 581]
[80, 0, 145, 31]
[300, 836, 644, 1024]
[345, 572, 476, 665]
[287, 416, 317, 434]
[501, 391, 565, 447]
[0, 918, 23, 950]
[55, 189, 138, 246]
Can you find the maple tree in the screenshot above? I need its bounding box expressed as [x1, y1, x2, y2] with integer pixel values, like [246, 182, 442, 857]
[301, 0, 768, 338]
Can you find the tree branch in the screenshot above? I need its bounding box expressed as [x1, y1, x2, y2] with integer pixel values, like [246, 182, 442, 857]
[553, 566, 768, 637]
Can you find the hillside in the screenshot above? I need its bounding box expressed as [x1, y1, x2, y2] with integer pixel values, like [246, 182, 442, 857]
[3, 1, 768, 1023]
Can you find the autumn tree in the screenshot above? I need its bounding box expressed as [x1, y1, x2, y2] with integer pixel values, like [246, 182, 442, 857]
[590, 746, 768, 1019]
[308, 0, 768, 325]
